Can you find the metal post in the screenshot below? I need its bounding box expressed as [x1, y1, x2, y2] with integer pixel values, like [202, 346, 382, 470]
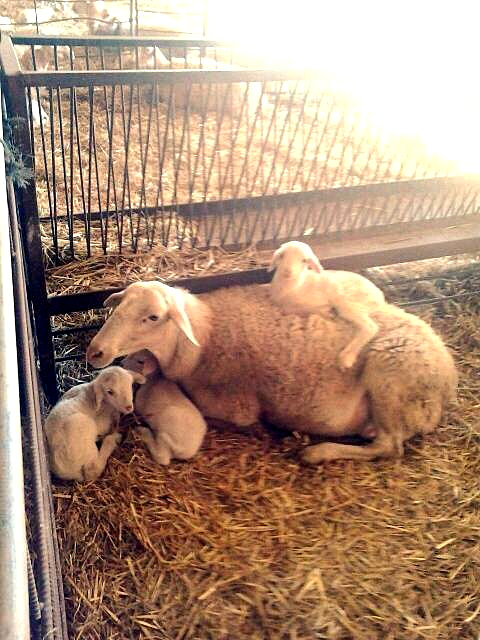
[0, 82, 30, 640]
[0, 34, 58, 403]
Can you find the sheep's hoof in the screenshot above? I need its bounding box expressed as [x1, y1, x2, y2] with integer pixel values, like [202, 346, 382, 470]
[360, 423, 378, 439]
[301, 443, 340, 464]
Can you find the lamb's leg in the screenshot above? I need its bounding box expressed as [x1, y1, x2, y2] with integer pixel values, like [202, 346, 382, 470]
[135, 427, 172, 465]
[335, 301, 380, 369]
[301, 431, 402, 464]
[82, 432, 122, 481]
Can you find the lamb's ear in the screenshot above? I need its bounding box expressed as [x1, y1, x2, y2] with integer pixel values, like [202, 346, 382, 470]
[307, 255, 324, 273]
[268, 247, 283, 272]
[103, 290, 125, 308]
[168, 292, 199, 347]
[131, 372, 146, 385]
[92, 377, 104, 411]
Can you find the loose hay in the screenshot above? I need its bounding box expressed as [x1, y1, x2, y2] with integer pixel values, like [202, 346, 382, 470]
[46, 244, 271, 296]
[46, 262, 480, 640]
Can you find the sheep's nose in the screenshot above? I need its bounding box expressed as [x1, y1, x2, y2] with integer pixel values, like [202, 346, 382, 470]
[124, 404, 133, 413]
[89, 349, 103, 360]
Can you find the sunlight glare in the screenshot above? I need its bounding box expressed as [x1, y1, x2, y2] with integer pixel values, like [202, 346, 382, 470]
[207, 0, 480, 173]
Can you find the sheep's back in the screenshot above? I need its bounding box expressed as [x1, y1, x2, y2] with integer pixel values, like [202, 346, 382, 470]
[189, 285, 456, 434]
[194, 284, 360, 413]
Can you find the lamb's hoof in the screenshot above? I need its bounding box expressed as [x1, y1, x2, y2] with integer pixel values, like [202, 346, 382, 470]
[339, 349, 357, 369]
[106, 431, 122, 446]
[301, 443, 339, 464]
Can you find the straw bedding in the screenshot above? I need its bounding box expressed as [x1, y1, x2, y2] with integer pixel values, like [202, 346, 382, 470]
[45, 258, 480, 640]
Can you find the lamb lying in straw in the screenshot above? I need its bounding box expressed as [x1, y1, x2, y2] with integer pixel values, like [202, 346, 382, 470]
[122, 349, 207, 465]
[45, 366, 145, 481]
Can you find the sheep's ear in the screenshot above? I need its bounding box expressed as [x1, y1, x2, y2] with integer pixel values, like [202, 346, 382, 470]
[103, 290, 125, 308]
[131, 372, 146, 385]
[92, 377, 104, 411]
[168, 292, 199, 347]
[268, 247, 283, 272]
[307, 255, 324, 273]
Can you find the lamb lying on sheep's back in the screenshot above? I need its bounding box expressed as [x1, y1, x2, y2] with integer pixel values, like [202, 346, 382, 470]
[87, 281, 457, 463]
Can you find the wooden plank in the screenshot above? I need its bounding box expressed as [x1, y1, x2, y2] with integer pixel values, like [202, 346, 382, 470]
[304, 213, 480, 270]
[48, 213, 480, 315]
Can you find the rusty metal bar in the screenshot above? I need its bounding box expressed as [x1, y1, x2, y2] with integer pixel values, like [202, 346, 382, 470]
[21, 68, 326, 88]
[12, 34, 231, 48]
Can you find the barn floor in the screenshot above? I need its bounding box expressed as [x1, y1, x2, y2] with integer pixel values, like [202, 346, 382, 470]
[48, 259, 480, 640]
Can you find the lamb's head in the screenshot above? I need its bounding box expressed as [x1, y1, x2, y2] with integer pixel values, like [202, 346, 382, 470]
[269, 241, 323, 283]
[121, 349, 159, 377]
[92, 366, 145, 414]
[87, 281, 199, 369]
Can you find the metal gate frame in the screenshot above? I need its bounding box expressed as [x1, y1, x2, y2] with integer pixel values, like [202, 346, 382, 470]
[2, 32, 480, 403]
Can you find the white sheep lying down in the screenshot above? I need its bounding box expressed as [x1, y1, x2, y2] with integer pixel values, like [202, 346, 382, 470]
[270, 241, 385, 369]
[122, 350, 207, 465]
[86, 279, 457, 463]
[45, 366, 145, 481]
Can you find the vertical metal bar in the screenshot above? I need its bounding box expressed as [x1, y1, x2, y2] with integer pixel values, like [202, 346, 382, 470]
[48, 87, 59, 259]
[33, 0, 39, 34]
[0, 116, 30, 640]
[133, 82, 154, 252]
[1, 35, 57, 403]
[10, 175, 68, 640]
[129, 0, 134, 36]
[72, 80, 89, 257]
[171, 83, 191, 245]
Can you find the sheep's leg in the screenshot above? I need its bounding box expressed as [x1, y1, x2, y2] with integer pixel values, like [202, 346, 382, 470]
[187, 384, 260, 428]
[335, 301, 379, 369]
[82, 432, 122, 481]
[301, 431, 402, 464]
[135, 427, 172, 465]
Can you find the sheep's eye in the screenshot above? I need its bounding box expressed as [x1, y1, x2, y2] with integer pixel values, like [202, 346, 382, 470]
[148, 315, 159, 322]
[302, 258, 308, 263]
[107, 389, 114, 396]
[137, 360, 144, 365]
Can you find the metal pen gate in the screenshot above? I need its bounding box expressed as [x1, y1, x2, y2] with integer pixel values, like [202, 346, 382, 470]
[2, 32, 480, 403]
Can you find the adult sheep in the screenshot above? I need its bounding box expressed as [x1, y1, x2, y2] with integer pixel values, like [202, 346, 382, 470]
[86, 281, 457, 463]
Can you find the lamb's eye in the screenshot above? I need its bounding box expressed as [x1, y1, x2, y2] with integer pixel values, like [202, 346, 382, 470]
[137, 360, 144, 365]
[148, 314, 159, 322]
[107, 389, 114, 396]
[302, 258, 308, 263]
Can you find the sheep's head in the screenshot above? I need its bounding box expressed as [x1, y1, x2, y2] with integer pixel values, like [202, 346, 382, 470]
[121, 349, 159, 377]
[269, 241, 323, 281]
[92, 366, 145, 414]
[87, 281, 199, 369]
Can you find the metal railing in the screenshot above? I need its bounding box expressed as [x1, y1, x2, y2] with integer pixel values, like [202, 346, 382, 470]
[2, 33, 480, 401]
[0, 84, 29, 640]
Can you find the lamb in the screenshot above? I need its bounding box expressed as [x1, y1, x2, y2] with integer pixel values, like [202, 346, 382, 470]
[122, 350, 207, 465]
[45, 366, 145, 481]
[86, 280, 457, 463]
[270, 241, 386, 369]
